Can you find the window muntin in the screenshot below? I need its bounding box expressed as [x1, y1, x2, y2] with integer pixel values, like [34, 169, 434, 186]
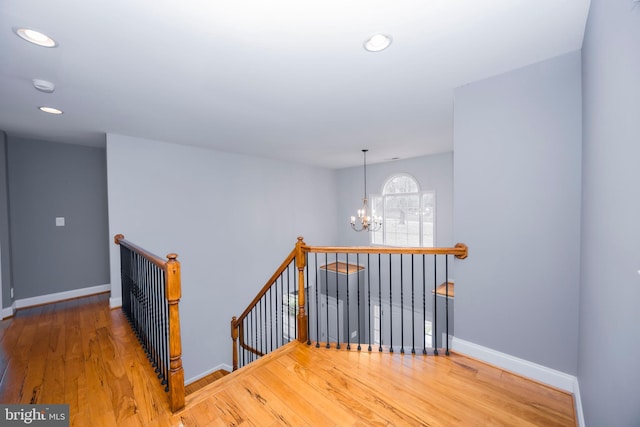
[371, 174, 435, 247]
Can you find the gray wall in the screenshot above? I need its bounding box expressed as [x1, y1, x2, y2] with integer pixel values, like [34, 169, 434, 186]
[453, 51, 582, 374]
[336, 152, 453, 248]
[7, 137, 110, 300]
[0, 131, 12, 308]
[106, 134, 338, 380]
[580, 0, 640, 424]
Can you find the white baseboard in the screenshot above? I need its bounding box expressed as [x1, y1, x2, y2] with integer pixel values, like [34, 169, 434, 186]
[109, 297, 122, 309]
[573, 379, 585, 427]
[13, 284, 110, 310]
[452, 337, 584, 427]
[185, 363, 233, 386]
[2, 305, 14, 319]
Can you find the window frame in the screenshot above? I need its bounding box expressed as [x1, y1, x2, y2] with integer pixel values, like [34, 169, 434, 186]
[370, 173, 436, 248]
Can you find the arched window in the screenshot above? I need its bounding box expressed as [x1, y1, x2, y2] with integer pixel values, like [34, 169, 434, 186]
[371, 174, 435, 247]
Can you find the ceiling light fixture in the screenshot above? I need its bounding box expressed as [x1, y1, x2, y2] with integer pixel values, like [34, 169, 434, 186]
[14, 28, 57, 47]
[351, 149, 382, 232]
[33, 79, 55, 93]
[364, 33, 392, 52]
[38, 106, 64, 115]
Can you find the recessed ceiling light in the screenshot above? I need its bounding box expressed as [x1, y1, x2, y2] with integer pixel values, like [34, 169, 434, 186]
[364, 33, 392, 52]
[14, 28, 57, 48]
[38, 106, 64, 115]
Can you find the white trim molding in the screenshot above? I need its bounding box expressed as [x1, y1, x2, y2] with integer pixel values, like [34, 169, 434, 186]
[1, 305, 14, 319]
[109, 297, 122, 309]
[452, 337, 584, 427]
[185, 363, 233, 386]
[13, 284, 110, 310]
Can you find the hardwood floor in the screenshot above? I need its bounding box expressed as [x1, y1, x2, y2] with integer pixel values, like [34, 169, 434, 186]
[0, 294, 577, 426]
[0, 293, 177, 425]
[185, 370, 229, 396]
[185, 342, 577, 426]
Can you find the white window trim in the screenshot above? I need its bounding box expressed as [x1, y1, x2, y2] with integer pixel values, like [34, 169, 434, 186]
[370, 174, 436, 247]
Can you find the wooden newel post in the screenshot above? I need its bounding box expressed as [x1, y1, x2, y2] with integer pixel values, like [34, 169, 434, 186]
[295, 237, 308, 343]
[231, 316, 238, 371]
[166, 253, 185, 412]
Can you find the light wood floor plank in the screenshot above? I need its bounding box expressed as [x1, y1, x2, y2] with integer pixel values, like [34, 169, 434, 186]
[0, 293, 577, 426]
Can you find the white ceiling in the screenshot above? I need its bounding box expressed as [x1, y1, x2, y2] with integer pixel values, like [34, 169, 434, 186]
[0, 0, 590, 169]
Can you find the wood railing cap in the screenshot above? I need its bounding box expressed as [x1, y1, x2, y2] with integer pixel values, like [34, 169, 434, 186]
[114, 233, 125, 245]
[454, 243, 468, 259]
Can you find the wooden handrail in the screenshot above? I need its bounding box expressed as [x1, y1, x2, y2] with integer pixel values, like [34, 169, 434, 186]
[233, 247, 297, 326]
[302, 243, 468, 259]
[231, 247, 297, 370]
[114, 234, 168, 268]
[114, 234, 184, 412]
[231, 237, 468, 370]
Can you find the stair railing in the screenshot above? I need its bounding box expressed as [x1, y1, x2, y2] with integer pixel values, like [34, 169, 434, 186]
[114, 234, 185, 412]
[231, 237, 468, 370]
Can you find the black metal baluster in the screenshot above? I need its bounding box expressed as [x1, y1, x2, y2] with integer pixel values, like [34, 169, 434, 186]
[162, 269, 169, 387]
[143, 258, 150, 360]
[422, 254, 427, 355]
[315, 253, 320, 348]
[262, 297, 266, 355]
[134, 255, 141, 347]
[152, 267, 156, 382]
[306, 256, 311, 345]
[277, 275, 282, 347]
[433, 254, 438, 356]
[257, 298, 261, 356]
[389, 254, 393, 353]
[156, 269, 169, 390]
[346, 255, 351, 351]
[240, 319, 245, 368]
[269, 288, 273, 353]
[129, 251, 135, 331]
[251, 306, 256, 362]
[155, 266, 161, 377]
[445, 255, 450, 356]
[145, 259, 151, 360]
[286, 265, 291, 342]
[292, 264, 297, 341]
[357, 253, 361, 351]
[400, 255, 405, 354]
[367, 253, 372, 352]
[335, 253, 340, 349]
[411, 254, 416, 354]
[142, 258, 148, 359]
[258, 295, 267, 354]
[152, 267, 158, 373]
[247, 310, 252, 364]
[378, 254, 382, 352]
[257, 305, 260, 361]
[325, 253, 330, 349]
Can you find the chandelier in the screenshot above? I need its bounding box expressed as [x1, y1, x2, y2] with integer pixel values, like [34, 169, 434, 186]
[351, 149, 382, 232]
